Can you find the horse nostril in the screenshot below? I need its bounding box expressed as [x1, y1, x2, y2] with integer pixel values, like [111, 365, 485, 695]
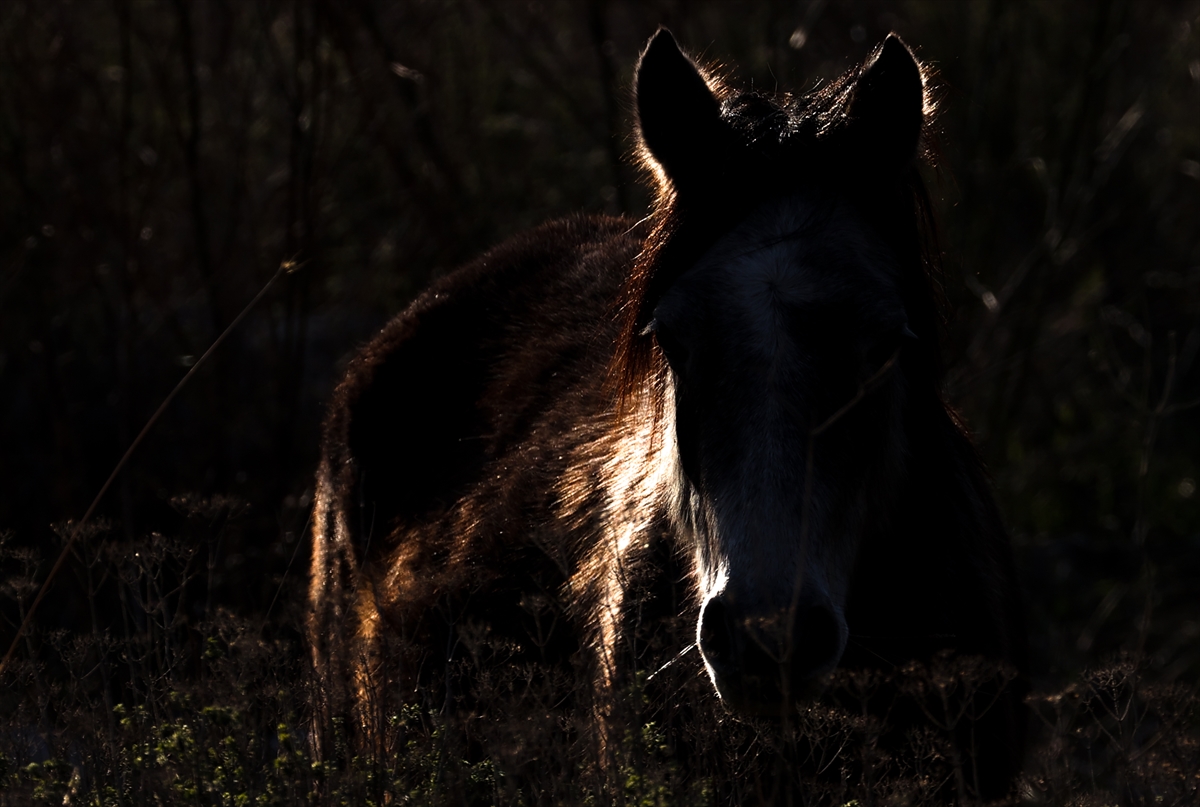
[792, 604, 842, 677]
[699, 597, 735, 669]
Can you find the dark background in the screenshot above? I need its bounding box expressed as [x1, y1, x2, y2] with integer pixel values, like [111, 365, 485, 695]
[1, 0, 1198, 689]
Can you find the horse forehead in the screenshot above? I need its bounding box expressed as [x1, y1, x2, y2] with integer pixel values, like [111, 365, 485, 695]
[658, 194, 899, 326]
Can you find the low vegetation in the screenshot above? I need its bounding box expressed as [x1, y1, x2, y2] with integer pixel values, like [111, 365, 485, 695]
[1, 517, 1198, 805]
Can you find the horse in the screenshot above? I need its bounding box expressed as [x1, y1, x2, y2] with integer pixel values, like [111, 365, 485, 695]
[308, 29, 1028, 802]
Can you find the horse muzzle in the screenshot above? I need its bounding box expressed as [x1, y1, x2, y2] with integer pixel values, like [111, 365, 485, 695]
[698, 593, 847, 715]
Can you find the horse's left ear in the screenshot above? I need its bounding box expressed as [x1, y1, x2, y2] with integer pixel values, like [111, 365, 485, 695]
[846, 34, 925, 169]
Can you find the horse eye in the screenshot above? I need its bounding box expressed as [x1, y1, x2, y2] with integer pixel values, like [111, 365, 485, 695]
[651, 320, 689, 368]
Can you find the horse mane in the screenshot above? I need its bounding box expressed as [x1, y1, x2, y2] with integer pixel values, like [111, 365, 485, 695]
[609, 45, 946, 420]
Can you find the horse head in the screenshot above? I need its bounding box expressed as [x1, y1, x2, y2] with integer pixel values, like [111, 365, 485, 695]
[629, 29, 935, 714]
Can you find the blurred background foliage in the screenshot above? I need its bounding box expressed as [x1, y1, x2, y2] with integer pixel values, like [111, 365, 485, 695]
[0, 0, 1198, 693]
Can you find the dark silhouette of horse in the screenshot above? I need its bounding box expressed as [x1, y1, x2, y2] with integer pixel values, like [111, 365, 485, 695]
[309, 29, 1027, 801]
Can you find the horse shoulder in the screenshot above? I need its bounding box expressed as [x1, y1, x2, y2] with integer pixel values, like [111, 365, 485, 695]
[312, 214, 647, 660]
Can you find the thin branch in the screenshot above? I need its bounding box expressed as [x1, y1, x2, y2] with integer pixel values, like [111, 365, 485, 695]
[0, 260, 296, 676]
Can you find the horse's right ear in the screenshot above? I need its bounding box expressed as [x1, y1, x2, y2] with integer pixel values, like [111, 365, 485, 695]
[635, 29, 724, 187]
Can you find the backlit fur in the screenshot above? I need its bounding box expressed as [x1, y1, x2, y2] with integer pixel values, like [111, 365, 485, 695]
[308, 30, 1027, 800]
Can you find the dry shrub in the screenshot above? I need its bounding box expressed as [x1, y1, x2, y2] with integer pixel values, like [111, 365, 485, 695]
[1023, 657, 1200, 806]
[2, 523, 1199, 805]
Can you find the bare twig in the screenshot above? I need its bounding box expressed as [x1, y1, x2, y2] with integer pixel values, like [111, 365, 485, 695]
[0, 260, 296, 676]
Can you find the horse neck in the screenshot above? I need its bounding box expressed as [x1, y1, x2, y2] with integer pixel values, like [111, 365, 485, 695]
[902, 391, 1002, 545]
[848, 383, 1024, 664]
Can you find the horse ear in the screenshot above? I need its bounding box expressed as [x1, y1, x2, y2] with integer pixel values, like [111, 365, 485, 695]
[846, 34, 925, 169]
[635, 28, 725, 186]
